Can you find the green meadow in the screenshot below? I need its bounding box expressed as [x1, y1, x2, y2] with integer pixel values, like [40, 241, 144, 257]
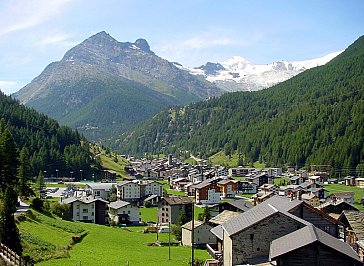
[17, 211, 210, 266]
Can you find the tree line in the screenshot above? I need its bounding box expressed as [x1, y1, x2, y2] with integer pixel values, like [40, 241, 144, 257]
[0, 92, 97, 179]
[117, 36, 364, 174]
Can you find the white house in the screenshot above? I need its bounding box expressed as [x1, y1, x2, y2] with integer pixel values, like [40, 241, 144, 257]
[141, 181, 163, 197]
[63, 196, 108, 225]
[85, 182, 117, 200]
[117, 180, 140, 201]
[108, 200, 140, 225]
[181, 220, 216, 246]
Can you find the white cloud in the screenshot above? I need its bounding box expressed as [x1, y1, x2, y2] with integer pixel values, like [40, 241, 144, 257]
[35, 32, 79, 47]
[0, 0, 73, 35]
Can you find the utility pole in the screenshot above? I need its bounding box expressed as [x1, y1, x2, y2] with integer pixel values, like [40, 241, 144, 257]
[191, 201, 195, 266]
[168, 221, 171, 260]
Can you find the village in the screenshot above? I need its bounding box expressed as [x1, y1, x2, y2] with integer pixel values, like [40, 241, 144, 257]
[39, 154, 364, 266]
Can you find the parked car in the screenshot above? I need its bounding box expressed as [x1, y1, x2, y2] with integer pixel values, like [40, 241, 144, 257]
[158, 226, 171, 233]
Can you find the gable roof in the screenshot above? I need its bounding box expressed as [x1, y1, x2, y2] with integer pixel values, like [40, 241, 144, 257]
[221, 203, 308, 237]
[86, 182, 117, 191]
[182, 220, 207, 230]
[269, 224, 361, 262]
[163, 196, 192, 205]
[108, 200, 130, 209]
[63, 196, 108, 204]
[117, 180, 133, 186]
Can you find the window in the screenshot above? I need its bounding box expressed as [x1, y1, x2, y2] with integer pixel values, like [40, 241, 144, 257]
[83, 216, 88, 220]
[91, 212, 94, 216]
[76, 212, 79, 216]
[76, 205, 80, 209]
[128, 211, 130, 214]
[82, 209, 88, 213]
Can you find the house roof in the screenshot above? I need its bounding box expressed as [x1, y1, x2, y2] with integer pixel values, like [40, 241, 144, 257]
[108, 200, 130, 209]
[221, 203, 308, 237]
[211, 225, 224, 240]
[163, 196, 192, 205]
[86, 182, 117, 191]
[226, 199, 253, 212]
[269, 224, 361, 262]
[182, 220, 206, 230]
[217, 179, 235, 185]
[144, 194, 159, 202]
[209, 210, 240, 225]
[117, 180, 133, 186]
[301, 193, 317, 200]
[261, 195, 339, 225]
[63, 196, 108, 204]
[331, 191, 355, 197]
[339, 211, 364, 240]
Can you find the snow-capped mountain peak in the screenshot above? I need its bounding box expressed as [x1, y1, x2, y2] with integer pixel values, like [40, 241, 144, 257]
[186, 51, 343, 92]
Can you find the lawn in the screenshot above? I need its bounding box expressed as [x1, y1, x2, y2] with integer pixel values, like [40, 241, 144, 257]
[140, 207, 158, 223]
[273, 177, 289, 186]
[18, 210, 210, 266]
[324, 184, 364, 210]
[209, 151, 240, 167]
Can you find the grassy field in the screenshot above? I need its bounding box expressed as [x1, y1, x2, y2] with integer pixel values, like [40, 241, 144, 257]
[209, 151, 240, 167]
[140, 207, 158, 223]
[18, 210, 210, 266]
[324, 183, 364, 210]
[273, 177, 289, 186]
[99, 153, 129, 178]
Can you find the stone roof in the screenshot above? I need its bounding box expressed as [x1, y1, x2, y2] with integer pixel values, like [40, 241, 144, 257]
[163, 196, 192, 205]
[269, 224, 361, 262]
[181, 220, 205, 230]
[340, 211, 364, 240]
[108, 200, 130, 209]
[209, 210, 240, 225]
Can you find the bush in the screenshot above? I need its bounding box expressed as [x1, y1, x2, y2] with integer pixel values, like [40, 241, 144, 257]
[31, 198, 44, 211]
[171, 225, 182, 241]
[144, 201, 152, 208]
[51, 202, 70, 219]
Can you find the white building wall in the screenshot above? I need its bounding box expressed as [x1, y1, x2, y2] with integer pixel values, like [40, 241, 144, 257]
[73, 201, 95, 223]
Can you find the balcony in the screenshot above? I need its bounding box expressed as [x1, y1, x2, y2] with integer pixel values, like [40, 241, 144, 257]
[206, 243, 221, 260]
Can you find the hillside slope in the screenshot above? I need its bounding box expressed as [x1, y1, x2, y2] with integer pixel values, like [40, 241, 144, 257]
[118, 36, 364, 170]
[0, 91, 92, 177]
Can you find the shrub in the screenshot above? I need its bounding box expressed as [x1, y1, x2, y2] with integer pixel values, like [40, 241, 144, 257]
[31, 198, 44, 211]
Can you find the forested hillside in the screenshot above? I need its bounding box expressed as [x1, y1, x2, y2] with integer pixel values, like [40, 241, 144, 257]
[118, 36, 364, 171]
[0, 92, 93, 178]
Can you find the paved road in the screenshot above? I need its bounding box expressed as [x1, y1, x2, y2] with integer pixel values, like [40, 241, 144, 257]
[16, 200, 29, 214]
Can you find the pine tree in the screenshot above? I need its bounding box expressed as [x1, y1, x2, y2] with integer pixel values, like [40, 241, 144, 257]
[17, 147, 34, 198]
[36, 170, 45, 197]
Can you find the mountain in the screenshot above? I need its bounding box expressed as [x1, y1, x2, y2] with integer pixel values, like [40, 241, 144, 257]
[118, 36, 364, 171]
[0, 90, 93, 177]
[14, 31, 222, 141]
[185, 51, 342, 92]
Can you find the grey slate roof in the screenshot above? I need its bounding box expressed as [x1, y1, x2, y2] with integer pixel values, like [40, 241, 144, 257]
[219, 196, 312, 237]
[269, 224, 361, 262]
[226, 199, 252, 212]
[259, 195, 302, 212]
[63, 196, 108, 204]
[86, 182, 117, 191]
[117, 180, 133, 186]
[108, 200, 130, 209]
[221, 203, 278, 236]
[211, 225, 224, 240]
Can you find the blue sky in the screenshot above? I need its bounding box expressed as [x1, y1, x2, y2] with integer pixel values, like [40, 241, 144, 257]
[0, 0, 363, 94]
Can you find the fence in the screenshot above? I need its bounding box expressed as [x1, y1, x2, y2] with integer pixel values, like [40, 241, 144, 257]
[0, 243, 33, 266]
